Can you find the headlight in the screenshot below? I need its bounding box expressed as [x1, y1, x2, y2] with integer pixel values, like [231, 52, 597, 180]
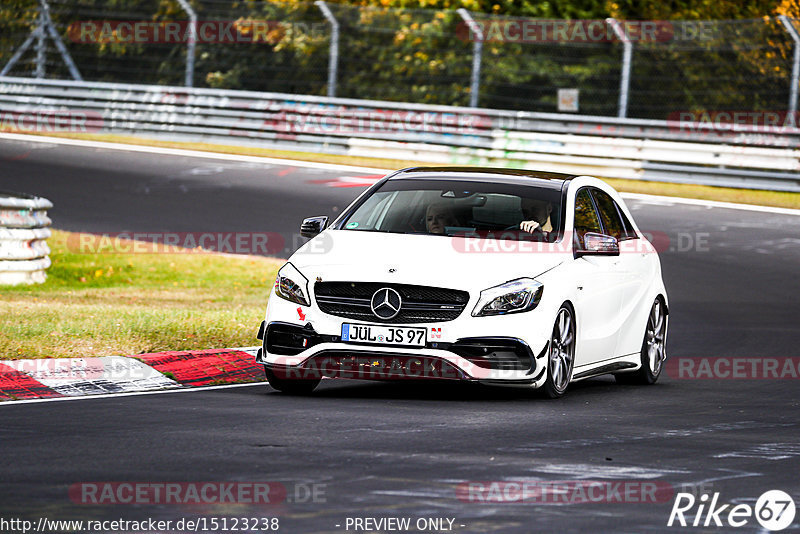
[274, 262, 310, 306]
[472, 278, 543, 317]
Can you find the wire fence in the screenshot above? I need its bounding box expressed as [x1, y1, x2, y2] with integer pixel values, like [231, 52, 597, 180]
[1, 0, 798, 120]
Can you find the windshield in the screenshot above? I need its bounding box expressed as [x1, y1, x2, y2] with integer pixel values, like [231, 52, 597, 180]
[339, 178, 564, 242]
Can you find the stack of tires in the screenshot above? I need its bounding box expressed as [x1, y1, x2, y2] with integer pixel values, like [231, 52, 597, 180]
[0, 191, 53, 285]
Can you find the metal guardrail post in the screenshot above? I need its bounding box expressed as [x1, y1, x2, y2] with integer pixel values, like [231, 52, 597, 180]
[457, 8, 483, 108]
[606, 18, 632, 119]
[1, 30, 41, 77]
[39, 0, 83, 81]
[315, 1, 339, 98]
[2, 0, 82, 81]
[175, 0, 197, 87]
[779, 16, 800, 125]
[35, 8, 46, 78]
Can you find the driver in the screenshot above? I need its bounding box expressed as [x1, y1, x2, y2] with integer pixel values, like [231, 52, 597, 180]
[519, 198, 553, 234]
[426, 203, 460, 235]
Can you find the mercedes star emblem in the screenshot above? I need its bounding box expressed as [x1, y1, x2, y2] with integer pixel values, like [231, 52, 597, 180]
[370, 288, 402, 320]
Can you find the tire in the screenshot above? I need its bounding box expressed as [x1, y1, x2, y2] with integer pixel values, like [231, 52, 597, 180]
[616, 297, 668, 385]
[542, 304, 576, 399]
[264, 366, 320, 395]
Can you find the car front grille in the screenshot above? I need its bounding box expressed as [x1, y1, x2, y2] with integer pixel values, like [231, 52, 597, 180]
[314, 282, 469, 324]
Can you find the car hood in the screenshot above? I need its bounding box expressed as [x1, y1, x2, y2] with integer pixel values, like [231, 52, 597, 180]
[289, 230, 568, 290]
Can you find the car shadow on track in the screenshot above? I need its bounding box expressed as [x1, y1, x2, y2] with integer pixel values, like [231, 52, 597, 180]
[259, 377, 674, 402]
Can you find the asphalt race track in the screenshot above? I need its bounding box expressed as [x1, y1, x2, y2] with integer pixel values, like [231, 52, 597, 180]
[1, 136, 799, 533]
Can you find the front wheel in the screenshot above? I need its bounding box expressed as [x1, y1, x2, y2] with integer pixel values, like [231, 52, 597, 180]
[542, 304, 576, 398]
[616, 297, 667, 385]
[264, 367, 320, 395]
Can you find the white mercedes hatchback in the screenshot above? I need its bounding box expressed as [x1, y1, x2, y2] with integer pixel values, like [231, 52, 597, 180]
[255, 167, 668, 397]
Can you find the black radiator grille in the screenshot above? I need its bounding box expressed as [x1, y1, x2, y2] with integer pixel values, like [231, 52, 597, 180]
[315, 282, 469, 323]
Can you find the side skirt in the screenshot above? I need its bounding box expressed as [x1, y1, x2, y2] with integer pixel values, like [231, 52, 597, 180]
[572, 354, 640, 381]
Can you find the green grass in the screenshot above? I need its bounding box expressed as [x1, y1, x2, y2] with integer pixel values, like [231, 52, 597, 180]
[9, 130, 800, 210]
[0, 230, 283, 359]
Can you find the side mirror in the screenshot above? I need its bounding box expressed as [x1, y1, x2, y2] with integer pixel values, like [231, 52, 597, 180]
[576, 232, 619, 257]
[300, 216, 328, 238]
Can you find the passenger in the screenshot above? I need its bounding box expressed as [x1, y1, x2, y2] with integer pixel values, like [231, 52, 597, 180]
[426, 203, 460, 235]
[519, 198, 553, 234]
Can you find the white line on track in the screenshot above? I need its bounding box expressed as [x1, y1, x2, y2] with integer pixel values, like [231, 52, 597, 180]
[620, 192, 800, 216]
[2, 132, 799, 216]
[0, 132, 388, 174]
[0, 382, 264, 407]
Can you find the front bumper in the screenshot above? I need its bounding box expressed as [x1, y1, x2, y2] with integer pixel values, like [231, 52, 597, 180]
[256, 319, 550, 387]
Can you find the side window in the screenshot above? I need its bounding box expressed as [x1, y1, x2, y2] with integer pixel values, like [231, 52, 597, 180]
[590, 189, 625, 239]
[574, 188, 602, 247]
[616, 204, 638, 240]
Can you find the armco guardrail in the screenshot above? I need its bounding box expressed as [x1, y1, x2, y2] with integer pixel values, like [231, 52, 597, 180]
[0, 191, 52, 285]
[1, 76, 799, 191]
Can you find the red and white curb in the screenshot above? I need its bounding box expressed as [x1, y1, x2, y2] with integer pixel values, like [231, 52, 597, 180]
[0, 347, 262, 401]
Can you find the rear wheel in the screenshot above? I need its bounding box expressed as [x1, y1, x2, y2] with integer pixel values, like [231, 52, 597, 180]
[264, 366, 320, 394]
[542, 304, 576, 398]
[616, 297, 667, 385]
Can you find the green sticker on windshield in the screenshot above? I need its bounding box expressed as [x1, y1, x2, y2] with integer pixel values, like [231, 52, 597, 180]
[346, 222, 359, 229]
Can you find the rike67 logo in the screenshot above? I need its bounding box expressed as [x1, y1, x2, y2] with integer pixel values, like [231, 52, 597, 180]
[668, 490, 796, 531]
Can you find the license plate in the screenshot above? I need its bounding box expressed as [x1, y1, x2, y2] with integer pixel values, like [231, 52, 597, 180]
[341, 323, 427, 347]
